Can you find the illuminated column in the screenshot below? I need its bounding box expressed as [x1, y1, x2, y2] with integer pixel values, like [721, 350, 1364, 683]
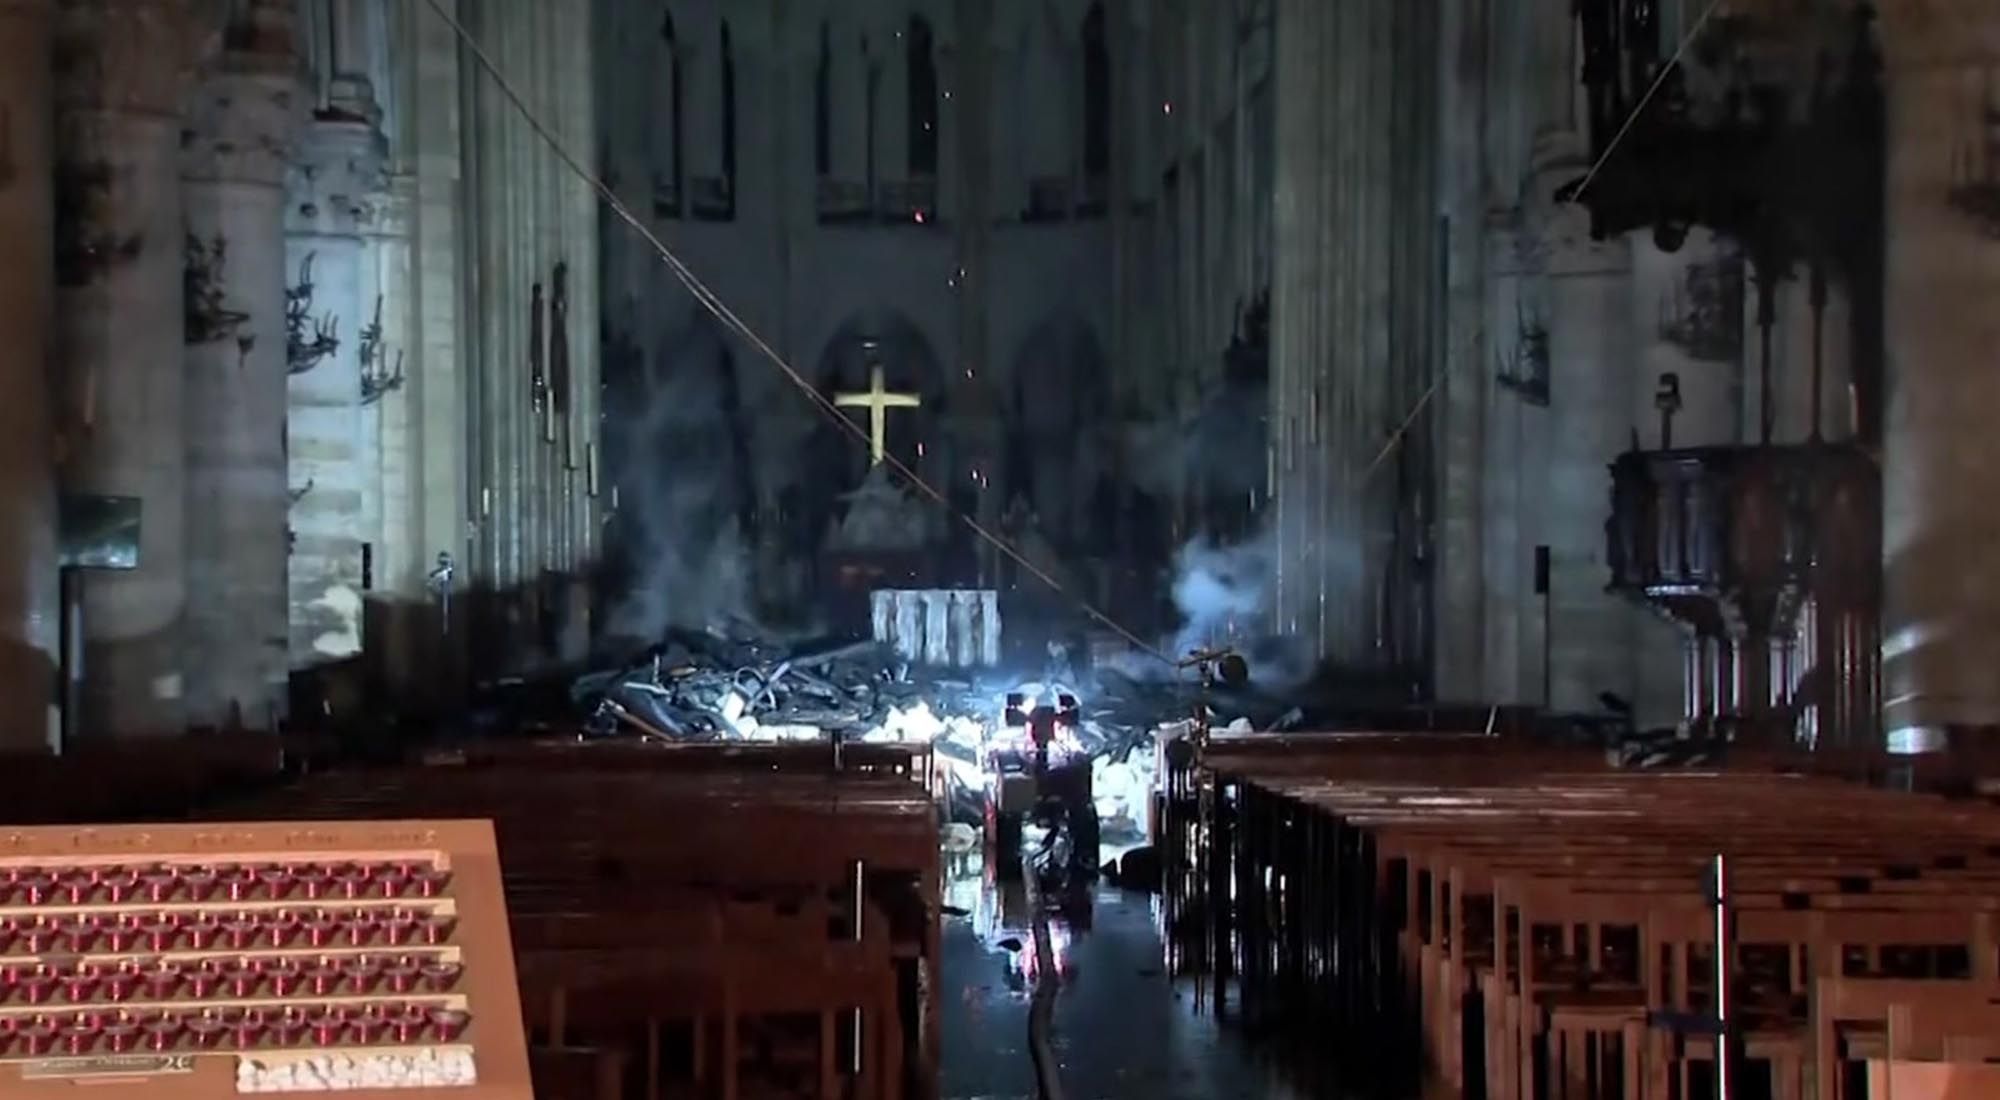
[285, 113, 384, 666]
[180, 0, 304, 730]
[1878, 1, 2000, 753]
[0, 0, 59, 751]
[51, 1, 191, 738]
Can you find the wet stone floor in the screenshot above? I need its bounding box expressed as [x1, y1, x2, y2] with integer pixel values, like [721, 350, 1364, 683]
[939, 850, 1318, 1100]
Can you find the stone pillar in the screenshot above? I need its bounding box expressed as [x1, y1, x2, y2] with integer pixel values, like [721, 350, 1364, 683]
[180, 0, 303, 731]
[1878, 1, 2000, 752]
[0, 0, 59, 753]
[52, 0, 189, 739]
[285, 114, 383, 668]
[1533, 146, 1642, 715]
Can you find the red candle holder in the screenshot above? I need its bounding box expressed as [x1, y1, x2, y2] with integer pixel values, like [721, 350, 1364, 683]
[59, 869, 98, 905]
[343, 911, 382, 947]
[102, 962, 140, 1003]
[18, 1015, 60, 1055]
[230, 1008, 267, 1049]
[272, 1007, 310, 1046]
[101, 866, 141, 904]
[421, 914, 459, 944]
[183, 913, 223, 951]
[141, 962, 183, 1000]
[294, 864, 332, 900]
[302, 910, 342, 948]
[184, 960, 223, 999]
[223, 866, 260, 903]
[347, 1009, 389, 1045]
[307, 1007, 348, 1047]
[101, 1013, 142, 1053]
[413, 868, 454, 898]
[103, 913, 146, 953]
[389, 1005, 429, 1044]
[18, 870, 57, 906]
[142, 912, 182, 952]
[179, 866, 219, 901]
[21, 918, 60, 954]
[382, 956, 422, 994]
[382, 910, 420, 946]
[0, 918, 17, 954]
[223, 960, 263, 999]
[140, 866, 181, 903]
[306, 960, 344, 997]
[223, 914, 262, 951]
[260, 865, 298, 900]
[19, 967, 59, 1005]
[142, 1013, 185, 1052]
[58, 915, 103, 953]
[334, 864, 376, 900]
[184, 1012, 228, 1049]
[341, 954, 384, 995]
[61, 964, 103, 1003]
[62, 1012, 103, 1055]
[0, 1013, 17, 1055]
[264, 909, 303, 948]
[374, 864, 413, 899]
[427, 1007, 471, 1042]
[264, 957, 304, 997]
[418, 959, 463, 993]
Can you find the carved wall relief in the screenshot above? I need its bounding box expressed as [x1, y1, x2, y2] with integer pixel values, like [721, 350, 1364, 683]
[1495, 300, 1552, 406]
[358, 295, 404, 405]
[54, 159, 145, 288]
[184, 234, 251, 346]
[1948, 63, 2000, 237]
[285, 252, 340, 376]
[1658, 253, 1745, 362]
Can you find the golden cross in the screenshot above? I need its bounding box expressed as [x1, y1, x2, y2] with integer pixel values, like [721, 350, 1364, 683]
[834, 365, 922, 466]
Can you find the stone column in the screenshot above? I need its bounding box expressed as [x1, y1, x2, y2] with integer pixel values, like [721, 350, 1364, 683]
[0, 0, 58, 753]
[180, 0, 303, 731]
[52, 0, 189, 739]
[285, 113, 383, 667]
[1879, 1, 2000, 752]
[1533, 145, 1641, 714]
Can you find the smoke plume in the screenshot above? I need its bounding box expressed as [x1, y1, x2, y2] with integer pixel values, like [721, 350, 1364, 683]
[601, 317, 757, 644]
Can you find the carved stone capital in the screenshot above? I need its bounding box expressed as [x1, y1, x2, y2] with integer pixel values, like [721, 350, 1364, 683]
[182, 68, 305, 189]
[285, 115, 385, 237]
[52, 0, 191, 118]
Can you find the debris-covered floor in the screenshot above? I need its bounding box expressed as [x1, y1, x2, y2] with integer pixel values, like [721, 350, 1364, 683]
[939, 850, 1319, 1100]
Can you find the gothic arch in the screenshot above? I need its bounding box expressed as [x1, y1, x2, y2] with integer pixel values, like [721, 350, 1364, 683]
[787, 310, 949, 557]
[650, 8, 684, 216]
[907, 15, 940, 176]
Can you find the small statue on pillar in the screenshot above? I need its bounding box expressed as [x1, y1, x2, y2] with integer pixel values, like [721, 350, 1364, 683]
[1655, 372, 1683, 449]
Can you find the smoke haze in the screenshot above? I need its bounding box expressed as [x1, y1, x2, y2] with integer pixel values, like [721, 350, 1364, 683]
[601, 318, 757, 644]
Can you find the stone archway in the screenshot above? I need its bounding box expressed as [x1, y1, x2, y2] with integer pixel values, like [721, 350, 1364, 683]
[1008, 311, 1108, 552]
[792, 309, 949, 564]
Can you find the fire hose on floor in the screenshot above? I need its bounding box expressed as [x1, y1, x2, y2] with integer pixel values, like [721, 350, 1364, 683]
[1024, 850, 1068, 1100]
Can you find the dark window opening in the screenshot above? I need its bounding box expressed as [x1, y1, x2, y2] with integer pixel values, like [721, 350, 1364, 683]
[907, 16, 939, 176]
[815, 21, 832, 175]
[1082, 2, 1111, 178]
